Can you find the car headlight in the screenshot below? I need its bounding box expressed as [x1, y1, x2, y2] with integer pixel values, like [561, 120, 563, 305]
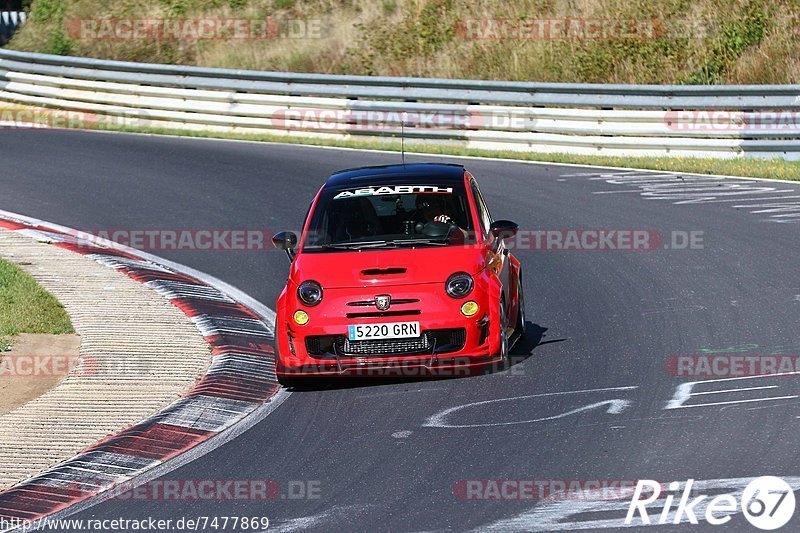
[446, 272, 473, 299]
[297, 280, 323, 306]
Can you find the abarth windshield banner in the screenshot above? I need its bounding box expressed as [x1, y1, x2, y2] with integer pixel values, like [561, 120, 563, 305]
[333, 185, 453, 199]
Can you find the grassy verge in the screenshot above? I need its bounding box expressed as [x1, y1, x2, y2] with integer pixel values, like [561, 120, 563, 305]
[96, 122, 800, 182]
[0, 258, 74, 351]
[8, 0, 799, 84]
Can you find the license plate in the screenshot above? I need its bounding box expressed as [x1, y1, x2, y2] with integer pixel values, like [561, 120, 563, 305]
[347, 321, 420, 341]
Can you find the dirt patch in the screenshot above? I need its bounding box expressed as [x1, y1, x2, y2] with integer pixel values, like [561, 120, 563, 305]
[0, 333, 81, 415]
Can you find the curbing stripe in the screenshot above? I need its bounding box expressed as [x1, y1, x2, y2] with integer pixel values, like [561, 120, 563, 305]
[64, 453, 159, 472]
[146, 280, 236, 302]
[191, 315, 274, 338]
[0, 214, 283, 531]
[85, 254, 172, 273]
[86, 423, 218, 460]
[171, 298, 262, 320]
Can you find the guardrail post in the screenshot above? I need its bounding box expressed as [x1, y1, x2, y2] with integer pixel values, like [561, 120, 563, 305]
[0, 11, 25, 46]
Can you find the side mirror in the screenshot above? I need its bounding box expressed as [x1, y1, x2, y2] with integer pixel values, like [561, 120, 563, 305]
[489, 220, 519, 240]
[272, 231, 298, 260]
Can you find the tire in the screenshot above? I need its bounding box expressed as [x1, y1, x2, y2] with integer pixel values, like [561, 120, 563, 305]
[498, 298, 511, 371]
[515, 271, 526, 338]
[274, 322, 299, 388]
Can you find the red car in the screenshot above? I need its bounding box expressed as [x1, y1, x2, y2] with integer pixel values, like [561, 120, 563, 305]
[271, 163, 525, 386]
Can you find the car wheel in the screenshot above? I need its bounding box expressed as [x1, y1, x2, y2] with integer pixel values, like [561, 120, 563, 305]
[274, 323, 298, 388]
[498, 298, 510, 370]
[515, 271, 526, 338]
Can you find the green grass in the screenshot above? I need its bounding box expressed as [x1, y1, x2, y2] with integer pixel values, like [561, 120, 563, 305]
[8, 0, 800, 84]
[92, 122, 800, 182]
[0, 258, 74, 351]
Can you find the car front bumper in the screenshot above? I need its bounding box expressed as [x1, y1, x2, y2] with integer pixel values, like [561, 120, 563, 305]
[275, 284, 503, 378]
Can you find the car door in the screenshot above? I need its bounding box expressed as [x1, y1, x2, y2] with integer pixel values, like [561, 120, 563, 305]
[469, 177, 512, 308]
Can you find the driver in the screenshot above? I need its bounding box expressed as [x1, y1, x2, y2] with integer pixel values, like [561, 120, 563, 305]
[416, 195, 455, 225]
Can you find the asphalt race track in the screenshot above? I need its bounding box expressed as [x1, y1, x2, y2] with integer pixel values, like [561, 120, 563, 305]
[2, 129, 800, 532]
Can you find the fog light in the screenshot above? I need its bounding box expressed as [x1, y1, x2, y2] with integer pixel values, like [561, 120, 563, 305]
[460, 301, 479, 317]
[293, 310, 309, 325]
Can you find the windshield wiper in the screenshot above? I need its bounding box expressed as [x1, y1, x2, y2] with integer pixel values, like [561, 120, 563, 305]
[312, 241, 394, 250]
[309, 238, 448, 251]
[389, 238, 448, 246]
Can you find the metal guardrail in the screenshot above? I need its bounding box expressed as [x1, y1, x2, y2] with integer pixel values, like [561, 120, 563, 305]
[1, 49, 799, 159]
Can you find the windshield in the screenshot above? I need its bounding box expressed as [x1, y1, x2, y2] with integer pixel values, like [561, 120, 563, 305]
[302, 183, 475, 251]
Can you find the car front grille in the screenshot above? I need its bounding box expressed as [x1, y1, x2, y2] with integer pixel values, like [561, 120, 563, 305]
[338, 333, 433, 356]
[345, 310, 421, 319]
[306, 328, 466, 357]
[346, 298, 419, 307]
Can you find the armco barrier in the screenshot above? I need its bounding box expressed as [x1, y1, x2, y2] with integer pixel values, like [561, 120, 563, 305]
[1, 49, 800, 159]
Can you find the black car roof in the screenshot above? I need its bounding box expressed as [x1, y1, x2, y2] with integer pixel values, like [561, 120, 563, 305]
[325, 163, 466, 188]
